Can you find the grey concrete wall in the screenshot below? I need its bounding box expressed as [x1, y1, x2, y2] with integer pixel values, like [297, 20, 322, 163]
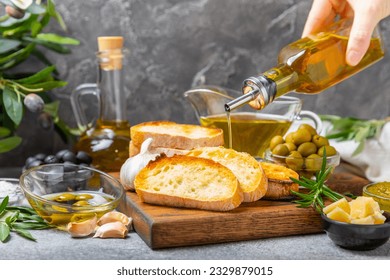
[1, 0, 390, 167]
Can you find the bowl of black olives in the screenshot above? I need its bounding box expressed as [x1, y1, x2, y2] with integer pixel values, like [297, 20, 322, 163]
[23, 149, 92, 171]
[264, 124, 340, 179]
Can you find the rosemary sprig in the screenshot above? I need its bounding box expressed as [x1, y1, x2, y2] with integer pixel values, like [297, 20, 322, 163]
[290, 152, 344, 213]
[0, 196, 52, 242]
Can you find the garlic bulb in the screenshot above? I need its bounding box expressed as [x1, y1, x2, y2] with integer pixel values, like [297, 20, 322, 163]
[120, 138, 160, 191]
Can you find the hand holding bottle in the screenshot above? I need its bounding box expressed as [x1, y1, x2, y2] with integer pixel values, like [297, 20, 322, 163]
[302, 0, 390, 66]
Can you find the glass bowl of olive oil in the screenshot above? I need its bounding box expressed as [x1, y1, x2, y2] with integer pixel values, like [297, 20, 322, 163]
[19, 163, 125, 229]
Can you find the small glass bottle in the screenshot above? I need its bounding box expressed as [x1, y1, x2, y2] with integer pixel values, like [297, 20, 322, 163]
[225, 19, 385, 111]
[71, 36, 130, 172]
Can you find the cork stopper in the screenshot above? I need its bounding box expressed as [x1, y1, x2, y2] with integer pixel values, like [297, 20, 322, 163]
[97, 36, 124, 51]
[97, 36, 124, 70]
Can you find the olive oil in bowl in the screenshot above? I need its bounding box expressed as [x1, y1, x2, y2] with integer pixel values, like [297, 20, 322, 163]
[200, 112, 292, 158]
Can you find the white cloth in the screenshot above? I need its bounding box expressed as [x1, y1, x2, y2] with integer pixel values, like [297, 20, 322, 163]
[328, 122, 390, 182]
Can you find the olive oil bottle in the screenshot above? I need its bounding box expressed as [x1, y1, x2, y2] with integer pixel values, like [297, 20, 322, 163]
[225, 19, 385, 111]
[71, 37, 130, 172]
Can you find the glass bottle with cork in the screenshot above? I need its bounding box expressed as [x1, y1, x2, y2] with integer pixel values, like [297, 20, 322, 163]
[71, 36, 130, 172]
[225, 19, 385, 112]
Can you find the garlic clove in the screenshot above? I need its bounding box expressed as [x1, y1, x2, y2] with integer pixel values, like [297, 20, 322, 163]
[120, 138, 160, 191]
[93, 221, 128, 239]
[97, 211, 132, 230]
[66, 215, 97, 238]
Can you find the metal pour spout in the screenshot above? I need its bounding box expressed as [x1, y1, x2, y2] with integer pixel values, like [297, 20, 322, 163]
[224, 89, 259, 112]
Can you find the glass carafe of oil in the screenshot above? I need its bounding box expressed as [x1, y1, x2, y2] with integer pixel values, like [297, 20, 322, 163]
[71, 36, 130, 172]
[225, 19, 385, 111]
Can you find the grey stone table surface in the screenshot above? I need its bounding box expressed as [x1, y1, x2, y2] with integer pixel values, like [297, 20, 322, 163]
[1, 227, 389, 260]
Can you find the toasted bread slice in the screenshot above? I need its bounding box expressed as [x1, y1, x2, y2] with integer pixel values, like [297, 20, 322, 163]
[129, 140, 189, 157]
[186, 147, 268, 202]
[134, 155, 243, 211]
[130, 121, 224, 152]
[260, 162, 299, 200]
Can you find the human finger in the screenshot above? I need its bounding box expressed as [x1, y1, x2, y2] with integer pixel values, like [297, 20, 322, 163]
[346, 12, 380, 66]
[302, 0, 336, 37]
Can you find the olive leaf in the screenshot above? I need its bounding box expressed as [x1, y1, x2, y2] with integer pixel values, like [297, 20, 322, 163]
[47, 0, 66, 31]
[21, 80, 67, 91]
[2, 87, 23, 125]
[14, 65, 56, 84]
[37, 33, 80, 45]
[0, 126, 11, 137]
[0, 136, 22, 153]
[0, 38, 21, 54]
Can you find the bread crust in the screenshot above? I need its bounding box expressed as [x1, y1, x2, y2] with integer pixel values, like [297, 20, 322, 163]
[260, 162, 299, 200]
[187, 147, 268, 202]
[130, 121, 224, 151]
[134, 155, 243, 211]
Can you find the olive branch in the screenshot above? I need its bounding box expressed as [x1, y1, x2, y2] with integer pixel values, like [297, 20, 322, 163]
[0, 0, 80, 153]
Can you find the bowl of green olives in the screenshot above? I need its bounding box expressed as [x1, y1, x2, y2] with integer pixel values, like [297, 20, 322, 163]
[264, 124, 340, 178]
[19, 163, 125, 229]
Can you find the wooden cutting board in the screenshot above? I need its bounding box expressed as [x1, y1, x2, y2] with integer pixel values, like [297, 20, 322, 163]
[114, 171, 369, 249]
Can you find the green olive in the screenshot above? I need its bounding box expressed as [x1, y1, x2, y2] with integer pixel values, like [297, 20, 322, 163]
[317, 145, 337, 157]
[286, 151, 304, 170]
[54, 193, 76, 202]
[299, 124, 317, 136]
[305, 154, 322, 171]
[292, 128, 312, 146]
[269, 135, 285, 150]
[312, 135, 329, 148]
[272, 144, 290, 156]
[72, 200, 90, 207]
[297, 142, 318, 157]
[284, 142, 297, 152]
[75, 194, 94, 200]
[285, 132, 295, 144]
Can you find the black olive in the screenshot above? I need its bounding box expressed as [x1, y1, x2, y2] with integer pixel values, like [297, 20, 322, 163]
[34, 153, 46, 161]
[44, 155, 60, 164]
[25, 156, 36, 166]
[55, 149, 69, 162]
[62, 151, 77, 163]
[76, 151, 92, 165]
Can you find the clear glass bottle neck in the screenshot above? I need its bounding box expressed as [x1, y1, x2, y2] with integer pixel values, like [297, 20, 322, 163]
[97, 49, 127, 123]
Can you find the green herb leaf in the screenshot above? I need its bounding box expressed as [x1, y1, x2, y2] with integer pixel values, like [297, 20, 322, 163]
[0, 136, 22, 153]
[0, 126, 11, 138]
[321, 115, 386, 156]
[21, 80, 67, 91]
[0, 39, 21, 54]
[14, 66, 56, 84]
[2, 87, 23, 125]
[37, 33, 79, 45]
[0, 222, 10, 242]
[0, 196, 9, 215]
[26, 3, 47, 15]
[13, 228, 36, 241]
[47, 0, 66, 31]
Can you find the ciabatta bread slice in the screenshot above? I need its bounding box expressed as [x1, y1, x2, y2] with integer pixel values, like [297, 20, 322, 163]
[134, 155, 243, 211]
[186, 147, 268, 202]
[129, 140, 189, 157]
[130, 121, 224, 152]
[260, 162, 299, 200]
